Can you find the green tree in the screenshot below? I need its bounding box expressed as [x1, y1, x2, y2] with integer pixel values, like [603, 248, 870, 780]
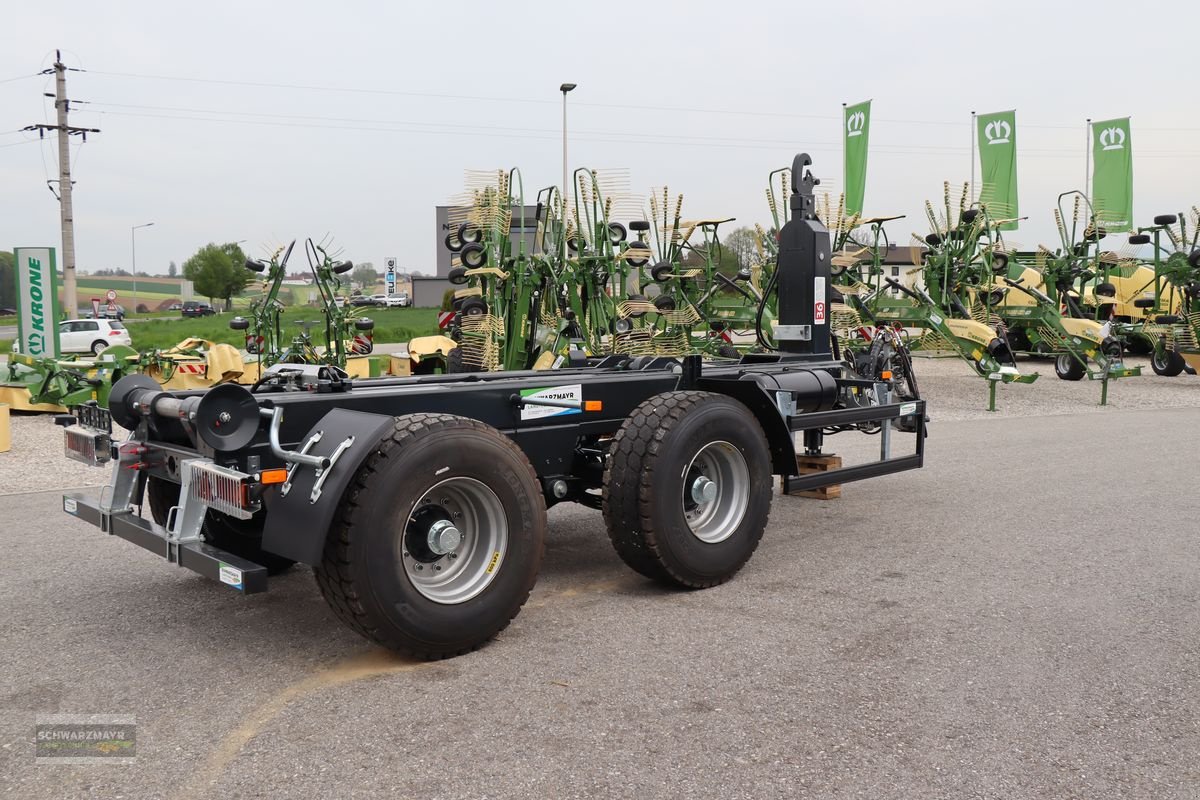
[0, 251, 14, 309]
[351, 262, 379, 291]
[167, 260, 177, 278]
[723, 226, 760, 271]
[182, 242, 250, 310]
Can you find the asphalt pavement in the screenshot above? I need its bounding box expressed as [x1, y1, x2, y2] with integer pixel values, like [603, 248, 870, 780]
[2, 405, 1200, 798]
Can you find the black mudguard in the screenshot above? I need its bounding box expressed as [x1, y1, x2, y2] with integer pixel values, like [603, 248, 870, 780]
[261, 408, 395, 565]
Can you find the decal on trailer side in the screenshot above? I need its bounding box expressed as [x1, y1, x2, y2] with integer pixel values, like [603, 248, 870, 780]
[218, 563, 244, 590]
[518, 384, 583, 421]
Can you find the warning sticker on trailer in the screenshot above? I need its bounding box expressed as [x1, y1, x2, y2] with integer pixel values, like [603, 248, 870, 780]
[519, 384, 583, 421]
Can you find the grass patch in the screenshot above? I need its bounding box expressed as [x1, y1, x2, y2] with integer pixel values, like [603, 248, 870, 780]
[1, 307, 439, 354]
[126, 307, 439, 351]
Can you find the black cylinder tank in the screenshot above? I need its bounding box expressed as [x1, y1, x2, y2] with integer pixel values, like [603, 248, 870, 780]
[739, 368, 838, 413]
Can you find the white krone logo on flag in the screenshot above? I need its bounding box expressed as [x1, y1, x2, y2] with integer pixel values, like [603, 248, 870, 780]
[1099, 127, 1125, 151]
[984, 119, 1011, 145]
[846, 111, 866, 137]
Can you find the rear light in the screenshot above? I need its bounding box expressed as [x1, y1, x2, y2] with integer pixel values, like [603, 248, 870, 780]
[186, 461, 256, 519]
[108, 330, 123, 336]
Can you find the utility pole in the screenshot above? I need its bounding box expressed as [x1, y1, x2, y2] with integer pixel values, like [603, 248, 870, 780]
[24, 51, 99, 316]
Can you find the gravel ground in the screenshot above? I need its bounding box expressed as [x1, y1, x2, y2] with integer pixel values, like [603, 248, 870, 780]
[908, 354, 1198, 422]
[2, 407, 1199, 798]
[0, 415, 122, 495]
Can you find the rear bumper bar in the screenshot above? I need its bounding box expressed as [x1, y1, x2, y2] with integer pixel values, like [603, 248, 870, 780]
[62, 492, 268, 594]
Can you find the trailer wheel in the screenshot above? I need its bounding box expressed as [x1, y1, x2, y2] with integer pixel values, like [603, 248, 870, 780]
[1151, 349, 1185, 377]
[602, 391, 771, 588]
[1054, 353, 1086, 381]
[314, 415, 545, 659]
[145, 476, 296, 575]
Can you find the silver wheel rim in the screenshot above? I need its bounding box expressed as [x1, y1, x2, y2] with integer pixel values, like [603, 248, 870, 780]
[1057, 354, 1072, 372]
[401, 477, 507, 604]
[682, 441, 749, 544]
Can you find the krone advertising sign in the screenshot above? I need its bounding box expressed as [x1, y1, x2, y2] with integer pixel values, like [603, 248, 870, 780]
[14, 247, 60, 357]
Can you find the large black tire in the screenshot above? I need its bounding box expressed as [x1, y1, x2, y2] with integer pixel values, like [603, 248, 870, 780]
[1151, 349, 1186, 377]
[146, 476, 296, 575]
[314, 415, 546, 659]
[602, 391, 772, 588]
[1054, 353, 1087, 381]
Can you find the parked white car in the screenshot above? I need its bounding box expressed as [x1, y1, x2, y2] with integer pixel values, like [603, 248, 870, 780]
[59, 319, 132, 355]
[381, 293, 411, 307]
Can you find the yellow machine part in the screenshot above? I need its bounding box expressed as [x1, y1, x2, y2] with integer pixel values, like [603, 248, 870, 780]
[944, 318, 999, 348]
[147, 340, 246, 390]
[0, 385, 66, 413]
[1081, 266, 1183, 317]
[408, 335, 457, 364]
[995, 267, 1042, 308]
[1058, 317, 1104, 343]
[343, 357, 374, 379]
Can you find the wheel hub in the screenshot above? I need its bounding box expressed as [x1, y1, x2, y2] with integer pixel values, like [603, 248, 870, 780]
[680, 442, 750, 544]
[426, 519, 462, 555]
[690, 476, 717, 505]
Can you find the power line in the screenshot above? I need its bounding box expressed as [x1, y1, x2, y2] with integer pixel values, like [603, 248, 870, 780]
[0, 73, 37, 84]
[76, 105, 1200, 159]
[85, 69, 1200, 132]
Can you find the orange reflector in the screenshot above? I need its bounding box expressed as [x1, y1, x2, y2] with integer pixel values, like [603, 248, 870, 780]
[881, 370, 893, 380]
[584, 400, 603, 412]
[260, 468, 289, 485]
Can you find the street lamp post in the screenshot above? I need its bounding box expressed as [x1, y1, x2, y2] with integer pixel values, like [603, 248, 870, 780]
[560, 83, 576, 271]
[131, 222, 155, 313]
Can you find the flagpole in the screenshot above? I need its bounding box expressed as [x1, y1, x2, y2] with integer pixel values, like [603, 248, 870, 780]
[970, 111, 976, 202]
[841, 102, 847, 195]
[1084, 118, 1091, 201]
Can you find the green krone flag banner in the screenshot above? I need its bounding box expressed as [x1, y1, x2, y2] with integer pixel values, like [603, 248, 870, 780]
[1091, 117, 1133, 232]
[843, 100, 871, 216]
[976, 110, 1019, 231]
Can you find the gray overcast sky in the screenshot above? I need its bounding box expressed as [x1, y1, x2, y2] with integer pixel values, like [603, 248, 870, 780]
[2, 0, 1197, 276]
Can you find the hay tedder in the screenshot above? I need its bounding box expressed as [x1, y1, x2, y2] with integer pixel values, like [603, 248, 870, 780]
[230, 238, 380, 381]
[1122, 209, 1200, 376]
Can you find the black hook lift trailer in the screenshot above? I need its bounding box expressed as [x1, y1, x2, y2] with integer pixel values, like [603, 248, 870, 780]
[57, 155, 926, 659]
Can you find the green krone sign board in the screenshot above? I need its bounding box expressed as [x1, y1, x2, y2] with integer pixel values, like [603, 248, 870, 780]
[1091, 117, 1133, 232]
[843, 100, 871, 216]
[976, 110, 1019, 231]
[14, 247, 61, 358]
